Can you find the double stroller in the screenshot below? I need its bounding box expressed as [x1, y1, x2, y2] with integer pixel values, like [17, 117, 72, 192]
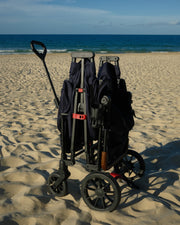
[31, 41, 145, 211]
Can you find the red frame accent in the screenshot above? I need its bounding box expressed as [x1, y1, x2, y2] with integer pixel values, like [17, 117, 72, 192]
[72, 113, 87, 120]
[110, 172, 122, 179]
[78, 88, 84, 93]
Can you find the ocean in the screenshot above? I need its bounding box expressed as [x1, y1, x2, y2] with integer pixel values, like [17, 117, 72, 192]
[0, 34, 180, 55]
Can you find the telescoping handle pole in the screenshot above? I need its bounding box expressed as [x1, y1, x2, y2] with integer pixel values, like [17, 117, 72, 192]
[30, 40, 59, 108]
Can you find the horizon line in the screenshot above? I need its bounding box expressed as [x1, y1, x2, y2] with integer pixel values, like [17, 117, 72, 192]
[0, 34, 180, 36]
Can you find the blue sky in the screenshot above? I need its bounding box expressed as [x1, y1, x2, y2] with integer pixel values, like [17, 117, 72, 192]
[0, 0, 180, 34]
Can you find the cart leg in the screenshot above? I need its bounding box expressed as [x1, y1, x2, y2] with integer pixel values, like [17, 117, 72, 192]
[58, 159, 71, 179]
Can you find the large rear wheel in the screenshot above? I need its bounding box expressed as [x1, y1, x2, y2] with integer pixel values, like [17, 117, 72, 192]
[116, 150, 145, 179]
[81, 172, 121, 211]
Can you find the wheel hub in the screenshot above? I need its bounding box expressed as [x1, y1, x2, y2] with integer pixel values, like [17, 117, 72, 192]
[95, 188, 105, 197]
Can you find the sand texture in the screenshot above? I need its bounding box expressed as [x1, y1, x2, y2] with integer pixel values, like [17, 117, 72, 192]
[0, 53, 180, 225]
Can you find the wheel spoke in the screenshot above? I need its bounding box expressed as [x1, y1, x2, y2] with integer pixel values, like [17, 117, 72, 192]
[105, 194, 114, 203]
[129, 155, 134, 162]
[101, 197, 106, 209]
[90, 179, 98, 188]
[94, 197, 100, 207]
[96, 179, 102, 189]
[105, 190, 114, 194]
[102, 182, 109, 190]
[128, 170, 133, 177]
[103, 183, 115, 194]
[87, 186, 96, 191]
[86, 193, 97, 199]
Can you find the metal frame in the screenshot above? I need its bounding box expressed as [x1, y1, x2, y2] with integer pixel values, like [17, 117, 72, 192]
[99, 56, 119, 67]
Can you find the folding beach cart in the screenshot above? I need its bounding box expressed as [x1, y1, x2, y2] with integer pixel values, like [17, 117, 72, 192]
[31, 41, 145, 211]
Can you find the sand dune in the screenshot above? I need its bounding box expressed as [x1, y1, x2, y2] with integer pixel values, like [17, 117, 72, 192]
[0, 53, 180, 225]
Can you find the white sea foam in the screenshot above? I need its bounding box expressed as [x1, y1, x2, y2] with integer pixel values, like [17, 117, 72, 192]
[47, 49, 68, 53]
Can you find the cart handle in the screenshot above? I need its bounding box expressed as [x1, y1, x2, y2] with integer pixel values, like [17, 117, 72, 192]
[31, 40, 47, 61]
[30, 40, 59, 108]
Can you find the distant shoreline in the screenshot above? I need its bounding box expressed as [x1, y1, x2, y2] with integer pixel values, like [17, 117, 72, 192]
[1, 51, 180, 56]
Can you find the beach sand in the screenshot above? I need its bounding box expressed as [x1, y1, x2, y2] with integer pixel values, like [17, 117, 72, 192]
[0, 52, 180, 225]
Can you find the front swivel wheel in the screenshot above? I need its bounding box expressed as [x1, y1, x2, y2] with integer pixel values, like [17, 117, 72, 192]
[48, 172, 68, 197]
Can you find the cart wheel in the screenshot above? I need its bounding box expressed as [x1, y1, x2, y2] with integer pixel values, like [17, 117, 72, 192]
[81, 172, 121, 211]
[117, 150, 145, 179]
[48, 172, 68, 197]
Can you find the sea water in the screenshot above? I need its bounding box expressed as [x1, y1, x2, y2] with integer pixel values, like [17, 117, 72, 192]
[0, 34, 180, 54]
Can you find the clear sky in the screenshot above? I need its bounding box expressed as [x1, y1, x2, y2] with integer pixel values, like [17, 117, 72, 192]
[0, 0, 180, 34]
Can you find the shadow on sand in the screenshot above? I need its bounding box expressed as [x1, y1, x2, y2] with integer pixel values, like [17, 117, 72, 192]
[118, 140, 180, 214]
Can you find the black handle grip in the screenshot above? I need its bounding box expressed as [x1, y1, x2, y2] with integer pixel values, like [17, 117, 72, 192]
[31, 40, 47, 61]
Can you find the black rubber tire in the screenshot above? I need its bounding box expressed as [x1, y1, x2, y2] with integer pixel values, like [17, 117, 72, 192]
[117, 150, 145, 179]
[81, 172, 121, 211]
[48, 172, 68, 197]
